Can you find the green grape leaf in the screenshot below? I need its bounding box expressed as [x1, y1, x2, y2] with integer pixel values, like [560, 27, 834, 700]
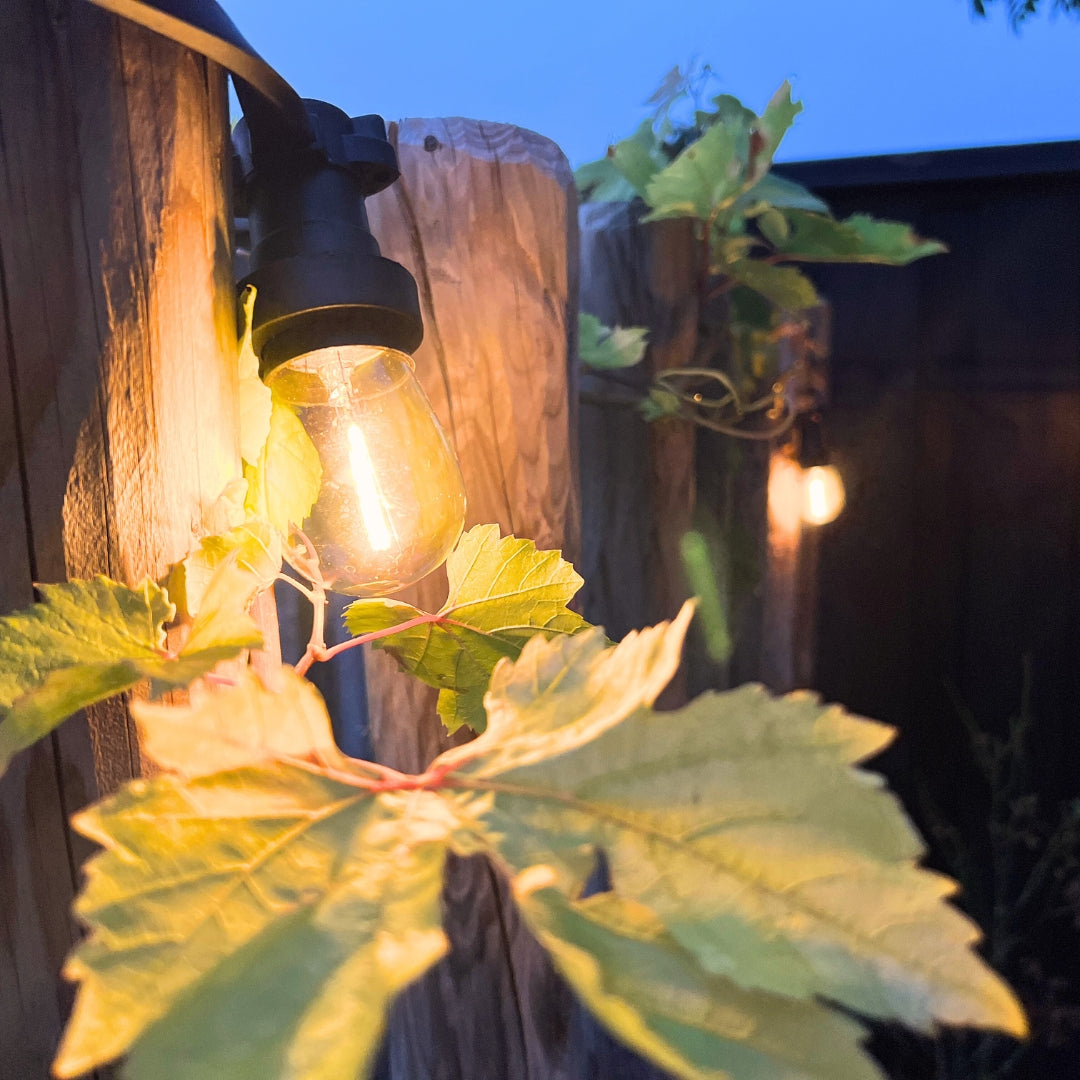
[168, 518, 282, 619]
[437, 685, 488, 736]
[680, 530, 732, 664]
[643, 122, 744, 222]
[344, 524, 590, 734]
[148, 561, 264, 691]
[576, 120, 667, 203]
[238, 284, 273, 465]
[747, 82, 801, 186]
[721, 259, 820, 312]
[574, 156, 640, 203]
[610, 120, 667, 196]
[244, 397, 323, 535]
[759, 210, 948, 265]
[133, 668, 344, 778]
[201, 477, 250, 536]
[736, 173, 829, 215]
[438, 603, 693, 778]
[519, 888, 885, 1080]
[445, 622, 1028, 1037]
[639, 386, 683, 422]
[579, 313, 649, 371]
[0, 571, 262, 776]
[54, 762, 479, 1080]
[699, 92, 758, 132]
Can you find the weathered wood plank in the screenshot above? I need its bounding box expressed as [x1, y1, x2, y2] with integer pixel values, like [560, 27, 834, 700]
[0, 1, 243, 1072]
[363, 118, 582, 1080]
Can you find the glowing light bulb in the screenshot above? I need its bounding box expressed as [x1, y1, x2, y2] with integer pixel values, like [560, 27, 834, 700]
[267, 345, 466, 596]
[801, 465, 845, 526]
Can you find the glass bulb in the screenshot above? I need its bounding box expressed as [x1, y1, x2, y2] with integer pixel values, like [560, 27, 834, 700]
[266, 345, 466, 596]
[801, 465, 845, 526]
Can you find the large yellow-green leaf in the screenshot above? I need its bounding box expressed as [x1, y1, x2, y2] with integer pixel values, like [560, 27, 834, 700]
[55, 767, 478, 1080]
[438, 603, 694, 778]
[759, 209, 948, 265]
[0, 573, 261, 776]
[450, 628, 1027, 1037]
[520, 888, 884, 1080]
[344, 524, 590, 733]
[244, 396, 323, 535]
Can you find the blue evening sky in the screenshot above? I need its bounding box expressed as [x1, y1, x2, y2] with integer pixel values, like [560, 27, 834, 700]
[220, 0, 1079, 165]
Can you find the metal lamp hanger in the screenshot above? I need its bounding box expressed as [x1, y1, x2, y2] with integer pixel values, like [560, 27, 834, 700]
[81, 0, 425, 373]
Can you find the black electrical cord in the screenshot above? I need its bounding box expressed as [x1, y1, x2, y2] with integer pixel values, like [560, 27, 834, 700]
[82, 0, 314, 152]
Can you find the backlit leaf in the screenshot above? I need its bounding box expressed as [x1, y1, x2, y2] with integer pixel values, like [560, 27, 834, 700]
[344, 525, 590, 733]
[169, 518, 281, 619]
[147, 561, 264, 692]
[134, 668, 344, 778]
[55, 769, 476, 1080]
[759, 210, 948, 265]
[238, 285, 273, 465]
[440, 604, 694, 778]
[0, 574, 259, 776]
[446, 627, 1027, 1037]
[244, 397, 323, 535]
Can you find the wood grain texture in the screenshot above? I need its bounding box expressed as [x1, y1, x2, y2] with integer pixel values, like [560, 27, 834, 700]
[578, 202, 698, 704]
[0, 1, 243, 1073]
[363, 118, 581, 772]
[362, 118, 583, 1080]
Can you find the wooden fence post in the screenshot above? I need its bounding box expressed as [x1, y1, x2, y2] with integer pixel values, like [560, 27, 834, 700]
[578, 201, 826, 698]
[362, 118, 583, 1080]
[0, 2, 246, 1073]
[577, 202, 699, 704]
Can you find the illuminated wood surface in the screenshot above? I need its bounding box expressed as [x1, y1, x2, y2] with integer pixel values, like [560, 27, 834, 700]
[0, 2, 241, 1073]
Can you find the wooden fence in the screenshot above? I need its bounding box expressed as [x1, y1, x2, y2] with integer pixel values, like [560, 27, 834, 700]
[0, 3, 814, 1076]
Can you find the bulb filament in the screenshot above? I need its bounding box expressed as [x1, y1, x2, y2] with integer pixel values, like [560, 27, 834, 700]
[347, 423, 394, 552]
[807, 472, 829, 522]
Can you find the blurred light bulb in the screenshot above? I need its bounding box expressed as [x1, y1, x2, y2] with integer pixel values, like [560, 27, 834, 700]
[801, 465, 845, 526]
[267, 345, 466, 596]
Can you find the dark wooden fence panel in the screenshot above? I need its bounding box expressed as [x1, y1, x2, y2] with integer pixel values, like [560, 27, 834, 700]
[780, 144, 1080, 1080]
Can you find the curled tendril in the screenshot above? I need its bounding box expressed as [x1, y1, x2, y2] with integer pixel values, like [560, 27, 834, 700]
[652, 368, 796, 441]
